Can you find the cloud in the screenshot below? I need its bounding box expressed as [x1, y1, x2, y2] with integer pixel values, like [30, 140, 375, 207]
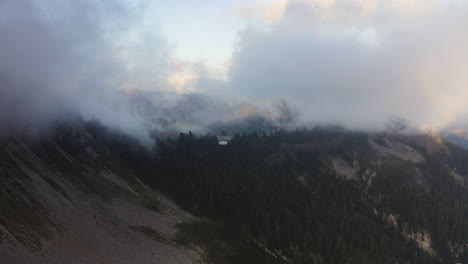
[0, 0, 275, 139]
[234, 0, 438, 24]
[233, 0, 289, 23]
[3, 0, 468, 139]
[210, 0, 468, 131]
[0, 0, 168, 140]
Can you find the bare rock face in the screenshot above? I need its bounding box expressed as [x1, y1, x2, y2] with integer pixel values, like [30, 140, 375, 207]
[406, 231, 436, 256]
[0, 134, 205, 264]
[332, 158, 359, 180]
[368, 137, 425, 163]
[451, 169, 468, 188]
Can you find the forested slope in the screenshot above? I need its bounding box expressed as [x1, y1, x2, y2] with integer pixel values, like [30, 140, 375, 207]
[146, 129, 468, 264]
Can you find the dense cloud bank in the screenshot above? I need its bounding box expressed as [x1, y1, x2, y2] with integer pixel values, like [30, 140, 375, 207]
[219, 0, 468, 131]
[2, 0, 468, 140]
[0, 0, 161, 140]
[0, 0, 296, 138]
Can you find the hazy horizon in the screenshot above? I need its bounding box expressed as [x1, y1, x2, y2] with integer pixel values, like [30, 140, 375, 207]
[2, 0, 468, 138]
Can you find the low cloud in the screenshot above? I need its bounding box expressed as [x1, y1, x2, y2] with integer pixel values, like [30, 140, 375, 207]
[0, 0, 166, 140]
[3, 0, 468, 140]
[213, 0, 468, 131]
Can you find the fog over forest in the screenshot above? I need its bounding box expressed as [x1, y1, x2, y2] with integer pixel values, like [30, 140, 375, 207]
[2, 0, 468, 139]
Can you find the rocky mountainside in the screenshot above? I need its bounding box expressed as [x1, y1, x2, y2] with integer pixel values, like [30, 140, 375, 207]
[0, 120, 206, 264]
[1, 120, 467, 264]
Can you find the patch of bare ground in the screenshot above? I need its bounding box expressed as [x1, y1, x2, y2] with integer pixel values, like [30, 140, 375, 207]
[0, 140, 206, 264]
[369, 137, 424, 163]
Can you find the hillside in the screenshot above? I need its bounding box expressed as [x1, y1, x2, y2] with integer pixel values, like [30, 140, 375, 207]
[0, 120, 208, 264]
[148, 129, 468, 264]
[1, 121, 467, 264]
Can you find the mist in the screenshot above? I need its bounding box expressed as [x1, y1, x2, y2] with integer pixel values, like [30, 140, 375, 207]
[0, 0, 164, 141]
[213, 0, 468, 132]
[2, 0, 468, 141]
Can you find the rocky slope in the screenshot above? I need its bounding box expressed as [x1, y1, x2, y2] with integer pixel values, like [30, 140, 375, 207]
[0, 121, 205, 264]
[1, 120, 467, 264]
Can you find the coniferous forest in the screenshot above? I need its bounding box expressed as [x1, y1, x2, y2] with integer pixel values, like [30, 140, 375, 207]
[97, 125, 467, 264]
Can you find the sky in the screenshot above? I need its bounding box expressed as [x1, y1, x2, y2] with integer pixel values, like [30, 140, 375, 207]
[147, 0, 243, 64]
[1, 0, 468, 138]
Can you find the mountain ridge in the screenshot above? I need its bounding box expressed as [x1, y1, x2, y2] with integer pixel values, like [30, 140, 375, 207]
[1, 120, 467, 263]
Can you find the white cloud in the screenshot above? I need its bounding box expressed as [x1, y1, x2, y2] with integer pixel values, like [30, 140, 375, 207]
[205, 0, 468, 131]
[3, 0, 468, 137]
[234, 0, 445, 24]
[0, 0, 167, 140]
